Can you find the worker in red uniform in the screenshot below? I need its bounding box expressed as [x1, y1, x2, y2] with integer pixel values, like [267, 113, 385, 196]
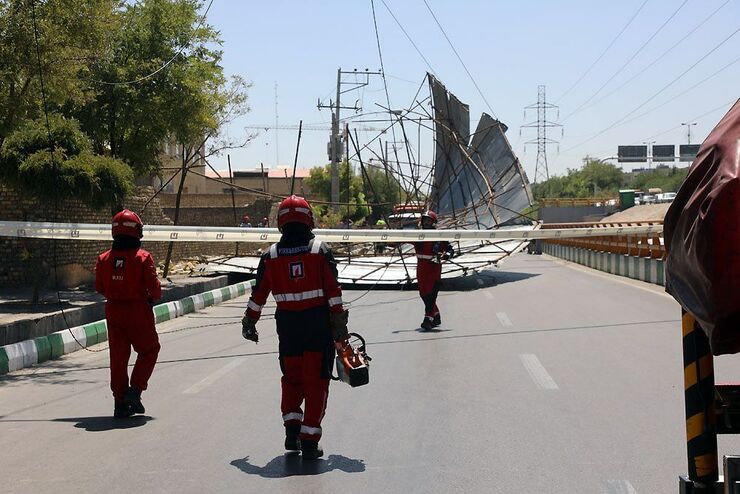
[95, 209, 161, 418]
[414, 210, 454, 331]
[241, 195, 349, 460]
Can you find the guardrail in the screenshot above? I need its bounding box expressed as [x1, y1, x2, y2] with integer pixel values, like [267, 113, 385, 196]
[542, 221, 665, 259]
[538, 197, 620, 208]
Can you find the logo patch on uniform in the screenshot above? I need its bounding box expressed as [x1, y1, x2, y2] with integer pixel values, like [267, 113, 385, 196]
[114, 257, 125, 270]
[289, 261, 304, 279]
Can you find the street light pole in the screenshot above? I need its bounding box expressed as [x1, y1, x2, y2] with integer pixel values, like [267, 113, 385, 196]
[682, 122, 697, 145]
[643, 141, 656, 170]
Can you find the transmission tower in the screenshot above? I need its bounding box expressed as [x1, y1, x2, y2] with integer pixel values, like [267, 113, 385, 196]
[521, 85, 562, 184]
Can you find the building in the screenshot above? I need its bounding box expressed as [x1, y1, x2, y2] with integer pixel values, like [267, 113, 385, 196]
[203, 166, 314, 198]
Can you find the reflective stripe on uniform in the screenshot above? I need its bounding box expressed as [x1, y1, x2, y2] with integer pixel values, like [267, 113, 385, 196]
[283, 412, 303, 422]
[269, 244, 278, 258]
[273, 289, 325, 302]
[328, 296, 343, 307]
[310, 239, 322, 254]
[300, 425, 322, 435]
[416, 254, 435, 260]
[247, 299, 262, 312]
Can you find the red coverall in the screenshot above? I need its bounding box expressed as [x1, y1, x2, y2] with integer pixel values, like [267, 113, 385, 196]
[414, 241, 452, 318]
[95, 248, 161, 401]
[245, 238, 344, 443]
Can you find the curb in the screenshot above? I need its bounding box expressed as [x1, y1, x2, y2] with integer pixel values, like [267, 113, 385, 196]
[0, 280, 254, 375]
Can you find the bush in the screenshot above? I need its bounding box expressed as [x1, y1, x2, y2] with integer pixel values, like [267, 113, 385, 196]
[0, 115, 133, 208]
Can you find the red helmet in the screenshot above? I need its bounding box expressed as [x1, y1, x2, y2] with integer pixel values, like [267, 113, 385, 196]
[421, 210, 438, 223]
[277, 195, 314, 230]
[112, 209, 143, 239]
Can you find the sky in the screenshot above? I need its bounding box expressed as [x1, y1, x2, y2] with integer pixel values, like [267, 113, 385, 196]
[204, 0, 740, 180]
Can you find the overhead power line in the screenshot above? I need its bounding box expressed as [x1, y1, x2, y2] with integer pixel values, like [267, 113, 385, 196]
[421, 0, 498, 119]
[91, 0, 215, 86]
[562, 24, 740, 153]
[555, 0, 650, 104]
[379, 0, 437, 74]
[569, 0, 730, 117]
[562, 0, 689, 121]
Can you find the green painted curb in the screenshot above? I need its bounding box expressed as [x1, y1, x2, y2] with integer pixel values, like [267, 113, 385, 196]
[203, 291, 215, 307]
[48, 332, 65, 359]
[154, 304, 171, 324]
[181, 297, 195, 314]
[220, 287, 231, 301]
[0, 347, 8, 374]
[83, 323, 99, 346]
[237, 284, 246, 296]
[34, 337, 52, 363]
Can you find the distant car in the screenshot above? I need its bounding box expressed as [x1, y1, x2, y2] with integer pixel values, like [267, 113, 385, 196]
[659, 192, 676, 203]
[641, 194, 656, 204]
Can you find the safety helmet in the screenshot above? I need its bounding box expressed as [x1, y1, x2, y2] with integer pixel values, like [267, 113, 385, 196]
[277, 195, 314, 230]
[262, 217, 268, 223]
[421, 210, 438, 223]
[112, 209, 143, 239]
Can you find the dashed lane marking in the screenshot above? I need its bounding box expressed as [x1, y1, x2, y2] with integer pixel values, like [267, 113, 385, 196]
[496, 312, 512, 327]
[182, 359, 244, 394]
[603, 480, 637, 494]
[519, 354, 558, 390]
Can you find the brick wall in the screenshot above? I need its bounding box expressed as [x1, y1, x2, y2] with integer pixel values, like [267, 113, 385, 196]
[0, 185, 269, 288]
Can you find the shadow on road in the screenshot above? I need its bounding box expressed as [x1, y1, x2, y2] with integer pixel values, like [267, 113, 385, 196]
[53, 415, 153, 432]
[392, 327, 453, 334]
[230, 453, 365, 478]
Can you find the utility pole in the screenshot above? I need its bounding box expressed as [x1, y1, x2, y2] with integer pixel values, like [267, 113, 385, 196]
[521, 85, 562, 184]
[643, 140, 656, 170]
[681, 122, 697, 145]
[318, 68, 382, 211]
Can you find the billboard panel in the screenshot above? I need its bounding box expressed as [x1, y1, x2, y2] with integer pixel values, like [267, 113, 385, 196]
[618, 145, 647, 163]
[652, 144, 675, 162]
[679, 144, 700, 162]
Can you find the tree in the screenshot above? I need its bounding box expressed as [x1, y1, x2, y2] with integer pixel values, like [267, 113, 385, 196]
[0, 0, 117, 142]
[532, 158, 624, 199]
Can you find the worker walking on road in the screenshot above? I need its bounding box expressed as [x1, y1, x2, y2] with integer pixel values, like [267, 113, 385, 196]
[414, 210, 454, 331]
[241, 195, 349, 460]
[95, 210, 161, 418]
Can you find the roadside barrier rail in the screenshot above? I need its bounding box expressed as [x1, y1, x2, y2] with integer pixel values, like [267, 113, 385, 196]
[542, 221, 665, 259]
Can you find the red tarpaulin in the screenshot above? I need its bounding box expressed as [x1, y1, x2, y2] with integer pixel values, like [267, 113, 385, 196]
[665, 99, 740, 355]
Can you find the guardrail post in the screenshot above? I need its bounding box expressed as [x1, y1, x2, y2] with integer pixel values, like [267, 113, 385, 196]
[680, 310, 719, 492]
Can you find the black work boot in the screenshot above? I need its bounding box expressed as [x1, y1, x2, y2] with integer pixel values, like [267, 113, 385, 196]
[114, 400, 133, 419]
[301, 439, 324, 460]
[432, 313, 441, 327]
[285, 424, 301, 452]
[420, 316, 434, 331]
[125, 386, 145, 414]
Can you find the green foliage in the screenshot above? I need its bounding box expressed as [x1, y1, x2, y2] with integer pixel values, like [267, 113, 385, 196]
[532, 159, 625, 199]
[74, 0, 234, 175]
[0, 0, 117, 139]
[0, 115, 133, 207]
[629, 167, 688, 193]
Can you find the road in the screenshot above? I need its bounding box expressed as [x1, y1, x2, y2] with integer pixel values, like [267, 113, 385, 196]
[3, 253, 739, 493]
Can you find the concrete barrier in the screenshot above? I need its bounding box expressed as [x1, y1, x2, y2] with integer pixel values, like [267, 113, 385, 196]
[542, 242, 664, 286]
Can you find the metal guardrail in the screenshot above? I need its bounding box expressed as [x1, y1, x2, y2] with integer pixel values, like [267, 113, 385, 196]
[542, 221, 665, 259]
[538, 197, 620, 208]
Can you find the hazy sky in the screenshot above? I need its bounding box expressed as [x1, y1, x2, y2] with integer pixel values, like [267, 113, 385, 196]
[205, 0, 740, 179]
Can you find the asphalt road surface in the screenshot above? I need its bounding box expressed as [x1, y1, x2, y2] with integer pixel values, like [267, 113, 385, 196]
[3, 253, 740, 493]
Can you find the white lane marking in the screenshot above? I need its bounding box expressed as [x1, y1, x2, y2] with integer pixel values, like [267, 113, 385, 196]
[183, 359, 244, 394]
[603, 480, 637, 494]
[519, 354, 558, 390]
[496, 312, 512, 327]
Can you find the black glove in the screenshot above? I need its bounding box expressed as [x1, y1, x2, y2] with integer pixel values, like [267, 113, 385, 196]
[241, 315, 259, 343]
[329, 310, 349, 342]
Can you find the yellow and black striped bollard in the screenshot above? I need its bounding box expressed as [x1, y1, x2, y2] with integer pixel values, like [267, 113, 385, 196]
[681, 310, 719, 491]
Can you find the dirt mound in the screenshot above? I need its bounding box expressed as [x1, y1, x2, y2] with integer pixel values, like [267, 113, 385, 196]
[600, 204, 670, 223]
